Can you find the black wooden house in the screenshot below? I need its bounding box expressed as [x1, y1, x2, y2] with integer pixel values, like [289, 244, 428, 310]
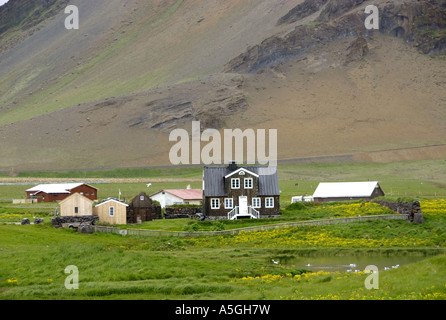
[202, 162, 280, 220]
[127, 192, 161, 224]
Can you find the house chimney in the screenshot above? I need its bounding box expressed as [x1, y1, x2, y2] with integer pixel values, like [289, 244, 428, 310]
[228, 161, 237, 171]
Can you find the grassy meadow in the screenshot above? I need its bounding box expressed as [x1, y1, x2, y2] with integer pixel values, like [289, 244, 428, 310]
[0, 160, 445, 300]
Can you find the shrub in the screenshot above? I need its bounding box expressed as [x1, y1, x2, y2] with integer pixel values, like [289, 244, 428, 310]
[286, 202, 307, 211]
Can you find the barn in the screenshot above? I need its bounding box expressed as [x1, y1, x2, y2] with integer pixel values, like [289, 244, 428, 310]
[26, 183, 97, 203]
[312, 181, 385, 202]
[150, 188, 203, 208]
[127, 192, 162, 224]
[202, 162, 280, 220]
[59, 192, 94, 216]
[93, 197, 128, 225]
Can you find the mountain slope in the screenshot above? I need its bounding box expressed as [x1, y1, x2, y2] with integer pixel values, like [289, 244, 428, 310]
[0, 0, 445, 171]
[0, 0, 300, 125]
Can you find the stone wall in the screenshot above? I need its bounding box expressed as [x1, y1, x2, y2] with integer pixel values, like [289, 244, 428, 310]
[373, 200, 424, 224]
[164, 206, 202, 219]
[51, 215, 99, 228]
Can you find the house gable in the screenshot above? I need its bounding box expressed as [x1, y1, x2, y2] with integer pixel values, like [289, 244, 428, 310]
[224, 168, 259, 179]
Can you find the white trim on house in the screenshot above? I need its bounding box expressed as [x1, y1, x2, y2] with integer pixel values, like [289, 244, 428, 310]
[224, 198, 234, 209]
[224, 168, 259, 179]
[252, 197, 261, 208]
[211, 198, 220, 209]
[95, 198, 128, 207]
[244, 178, 253, 189]
[265, 197, 274, 208]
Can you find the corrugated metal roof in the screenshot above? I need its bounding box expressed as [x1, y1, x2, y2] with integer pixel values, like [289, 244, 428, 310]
[164, 189, 203, 200]
[26, 183, 84, 194]
[203, 165, 279, 197]
[313, 181, 381, 198]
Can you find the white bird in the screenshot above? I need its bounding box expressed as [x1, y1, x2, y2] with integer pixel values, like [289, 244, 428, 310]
[392, 265, 399, 269]
[355, 270, 360, 273]
[146, 183, 152, 188]
[307, 264, 311, 267]
[346, 269, 352, 273]
[384, 267, 390, 271]
[272, 259, 279, 264]
[349, 263, 356, 268]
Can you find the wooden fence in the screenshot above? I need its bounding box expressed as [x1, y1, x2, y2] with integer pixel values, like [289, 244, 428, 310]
[94, 214, 409, 238]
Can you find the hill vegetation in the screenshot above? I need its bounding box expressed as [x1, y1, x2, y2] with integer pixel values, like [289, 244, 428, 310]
[0, 0, 445, 171]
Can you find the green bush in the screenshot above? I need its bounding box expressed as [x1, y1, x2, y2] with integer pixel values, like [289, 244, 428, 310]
[211, 221, 225, 231]
[182, 223, 200, 232]
[286, 202, 307, 211]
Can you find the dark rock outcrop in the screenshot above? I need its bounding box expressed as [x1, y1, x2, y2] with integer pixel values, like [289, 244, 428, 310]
[226, 1, 446, 73]
[277, 0, 329, 25]
[345, 36, 369, 64]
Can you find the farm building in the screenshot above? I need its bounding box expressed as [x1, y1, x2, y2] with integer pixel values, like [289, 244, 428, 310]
[150, 188, 203, 208]
[312, 181, 385, 202]
[93, 198, 128, 225]
[26, 183, 97, 203]
[127, 192, 162, 224]
[202, 162, 280, 220]
[59, 193, 94, 216]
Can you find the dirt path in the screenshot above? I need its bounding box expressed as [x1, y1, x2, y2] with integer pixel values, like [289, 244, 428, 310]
[0, 177, 201, 185]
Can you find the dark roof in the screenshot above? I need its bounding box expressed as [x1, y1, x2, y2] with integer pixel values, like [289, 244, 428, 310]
[203, 165, 279, 197]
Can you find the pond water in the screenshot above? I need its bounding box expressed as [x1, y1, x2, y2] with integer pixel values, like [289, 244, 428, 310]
[278, 255, 430, 273]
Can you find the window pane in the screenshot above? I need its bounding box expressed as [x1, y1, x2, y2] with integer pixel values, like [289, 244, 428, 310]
[231, 178, 240, 189]
[252, 198, 261, 208]
[211, 198, 220, 209]
[265, 198, 274, 208]
[225, 198, 233, 209]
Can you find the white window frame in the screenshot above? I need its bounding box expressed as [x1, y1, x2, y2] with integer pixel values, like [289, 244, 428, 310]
[211, 198, 220, 210]
[109, 206, 115, 217]
[252, 198, 261, 208]
[244, 178, 253, 189]
[224, 198, 234, 209]
[265, 197, 274, 208]
[231, 178, 240, 189]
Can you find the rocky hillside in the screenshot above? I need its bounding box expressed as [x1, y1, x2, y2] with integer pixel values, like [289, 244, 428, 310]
[226, 0, 446, 72]
[0, 0, 70, 54]
[0, 0, 445, 171]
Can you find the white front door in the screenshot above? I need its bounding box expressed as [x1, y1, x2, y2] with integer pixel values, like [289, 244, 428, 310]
[239, 196, 248, 215]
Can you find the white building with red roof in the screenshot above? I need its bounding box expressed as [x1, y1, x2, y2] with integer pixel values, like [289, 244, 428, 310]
[149, 187, 203, 208]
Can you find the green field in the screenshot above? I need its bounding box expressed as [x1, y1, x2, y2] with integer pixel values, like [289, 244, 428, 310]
[0, 160, 445, 300]
[0, 198, 445, 300]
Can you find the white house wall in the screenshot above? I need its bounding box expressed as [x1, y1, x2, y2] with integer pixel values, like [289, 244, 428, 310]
[150, 193, 185, 208]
